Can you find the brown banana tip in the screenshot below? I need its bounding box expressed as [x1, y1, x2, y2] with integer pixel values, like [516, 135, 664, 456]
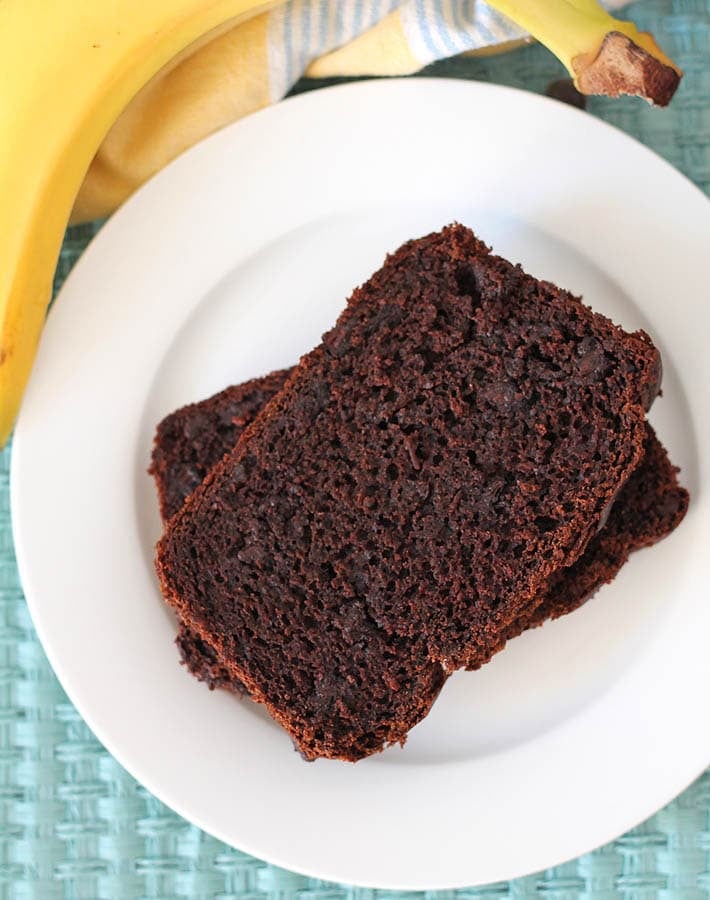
[574, 31, 682, 107]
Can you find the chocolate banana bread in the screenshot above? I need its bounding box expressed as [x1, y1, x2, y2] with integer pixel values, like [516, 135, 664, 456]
[155, 224, 665, 759]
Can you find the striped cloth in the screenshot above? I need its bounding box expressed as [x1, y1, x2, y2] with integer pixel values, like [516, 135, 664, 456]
[72, 0, 624, 222]
[266, 0, 530, 97]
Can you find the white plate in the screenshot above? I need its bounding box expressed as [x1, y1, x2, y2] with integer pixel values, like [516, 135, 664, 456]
[11, 79, 710, 889]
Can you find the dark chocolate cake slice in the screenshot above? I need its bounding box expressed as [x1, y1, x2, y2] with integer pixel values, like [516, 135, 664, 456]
[155, 224, 666, 759]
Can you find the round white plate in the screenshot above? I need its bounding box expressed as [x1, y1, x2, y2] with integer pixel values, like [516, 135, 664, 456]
[11, 79, 710, 889]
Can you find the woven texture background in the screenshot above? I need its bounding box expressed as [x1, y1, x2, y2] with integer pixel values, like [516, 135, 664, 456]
[2, 0, 709, 894]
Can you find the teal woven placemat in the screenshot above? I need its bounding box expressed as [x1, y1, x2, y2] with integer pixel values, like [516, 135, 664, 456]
[3, 0, 709, 894]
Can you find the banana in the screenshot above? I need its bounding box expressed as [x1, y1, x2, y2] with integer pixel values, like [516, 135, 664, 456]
[485, 0, 681, 105]
[0, 0, 277, 447]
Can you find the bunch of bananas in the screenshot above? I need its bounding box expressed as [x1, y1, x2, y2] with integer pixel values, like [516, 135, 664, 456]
[0, 0, 681, 447]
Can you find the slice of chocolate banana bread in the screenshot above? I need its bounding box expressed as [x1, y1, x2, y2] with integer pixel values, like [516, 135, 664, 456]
[153, 382, 686, 689]
[155, 224, 665, 759]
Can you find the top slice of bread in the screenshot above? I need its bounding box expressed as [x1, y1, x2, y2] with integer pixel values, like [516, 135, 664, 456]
[156, 224, 662, 759]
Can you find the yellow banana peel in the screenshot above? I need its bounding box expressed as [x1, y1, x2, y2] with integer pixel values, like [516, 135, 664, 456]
[0, 0, 277, 447]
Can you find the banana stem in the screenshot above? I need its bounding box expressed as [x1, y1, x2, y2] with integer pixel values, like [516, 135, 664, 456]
[484, 0, 681, 105]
